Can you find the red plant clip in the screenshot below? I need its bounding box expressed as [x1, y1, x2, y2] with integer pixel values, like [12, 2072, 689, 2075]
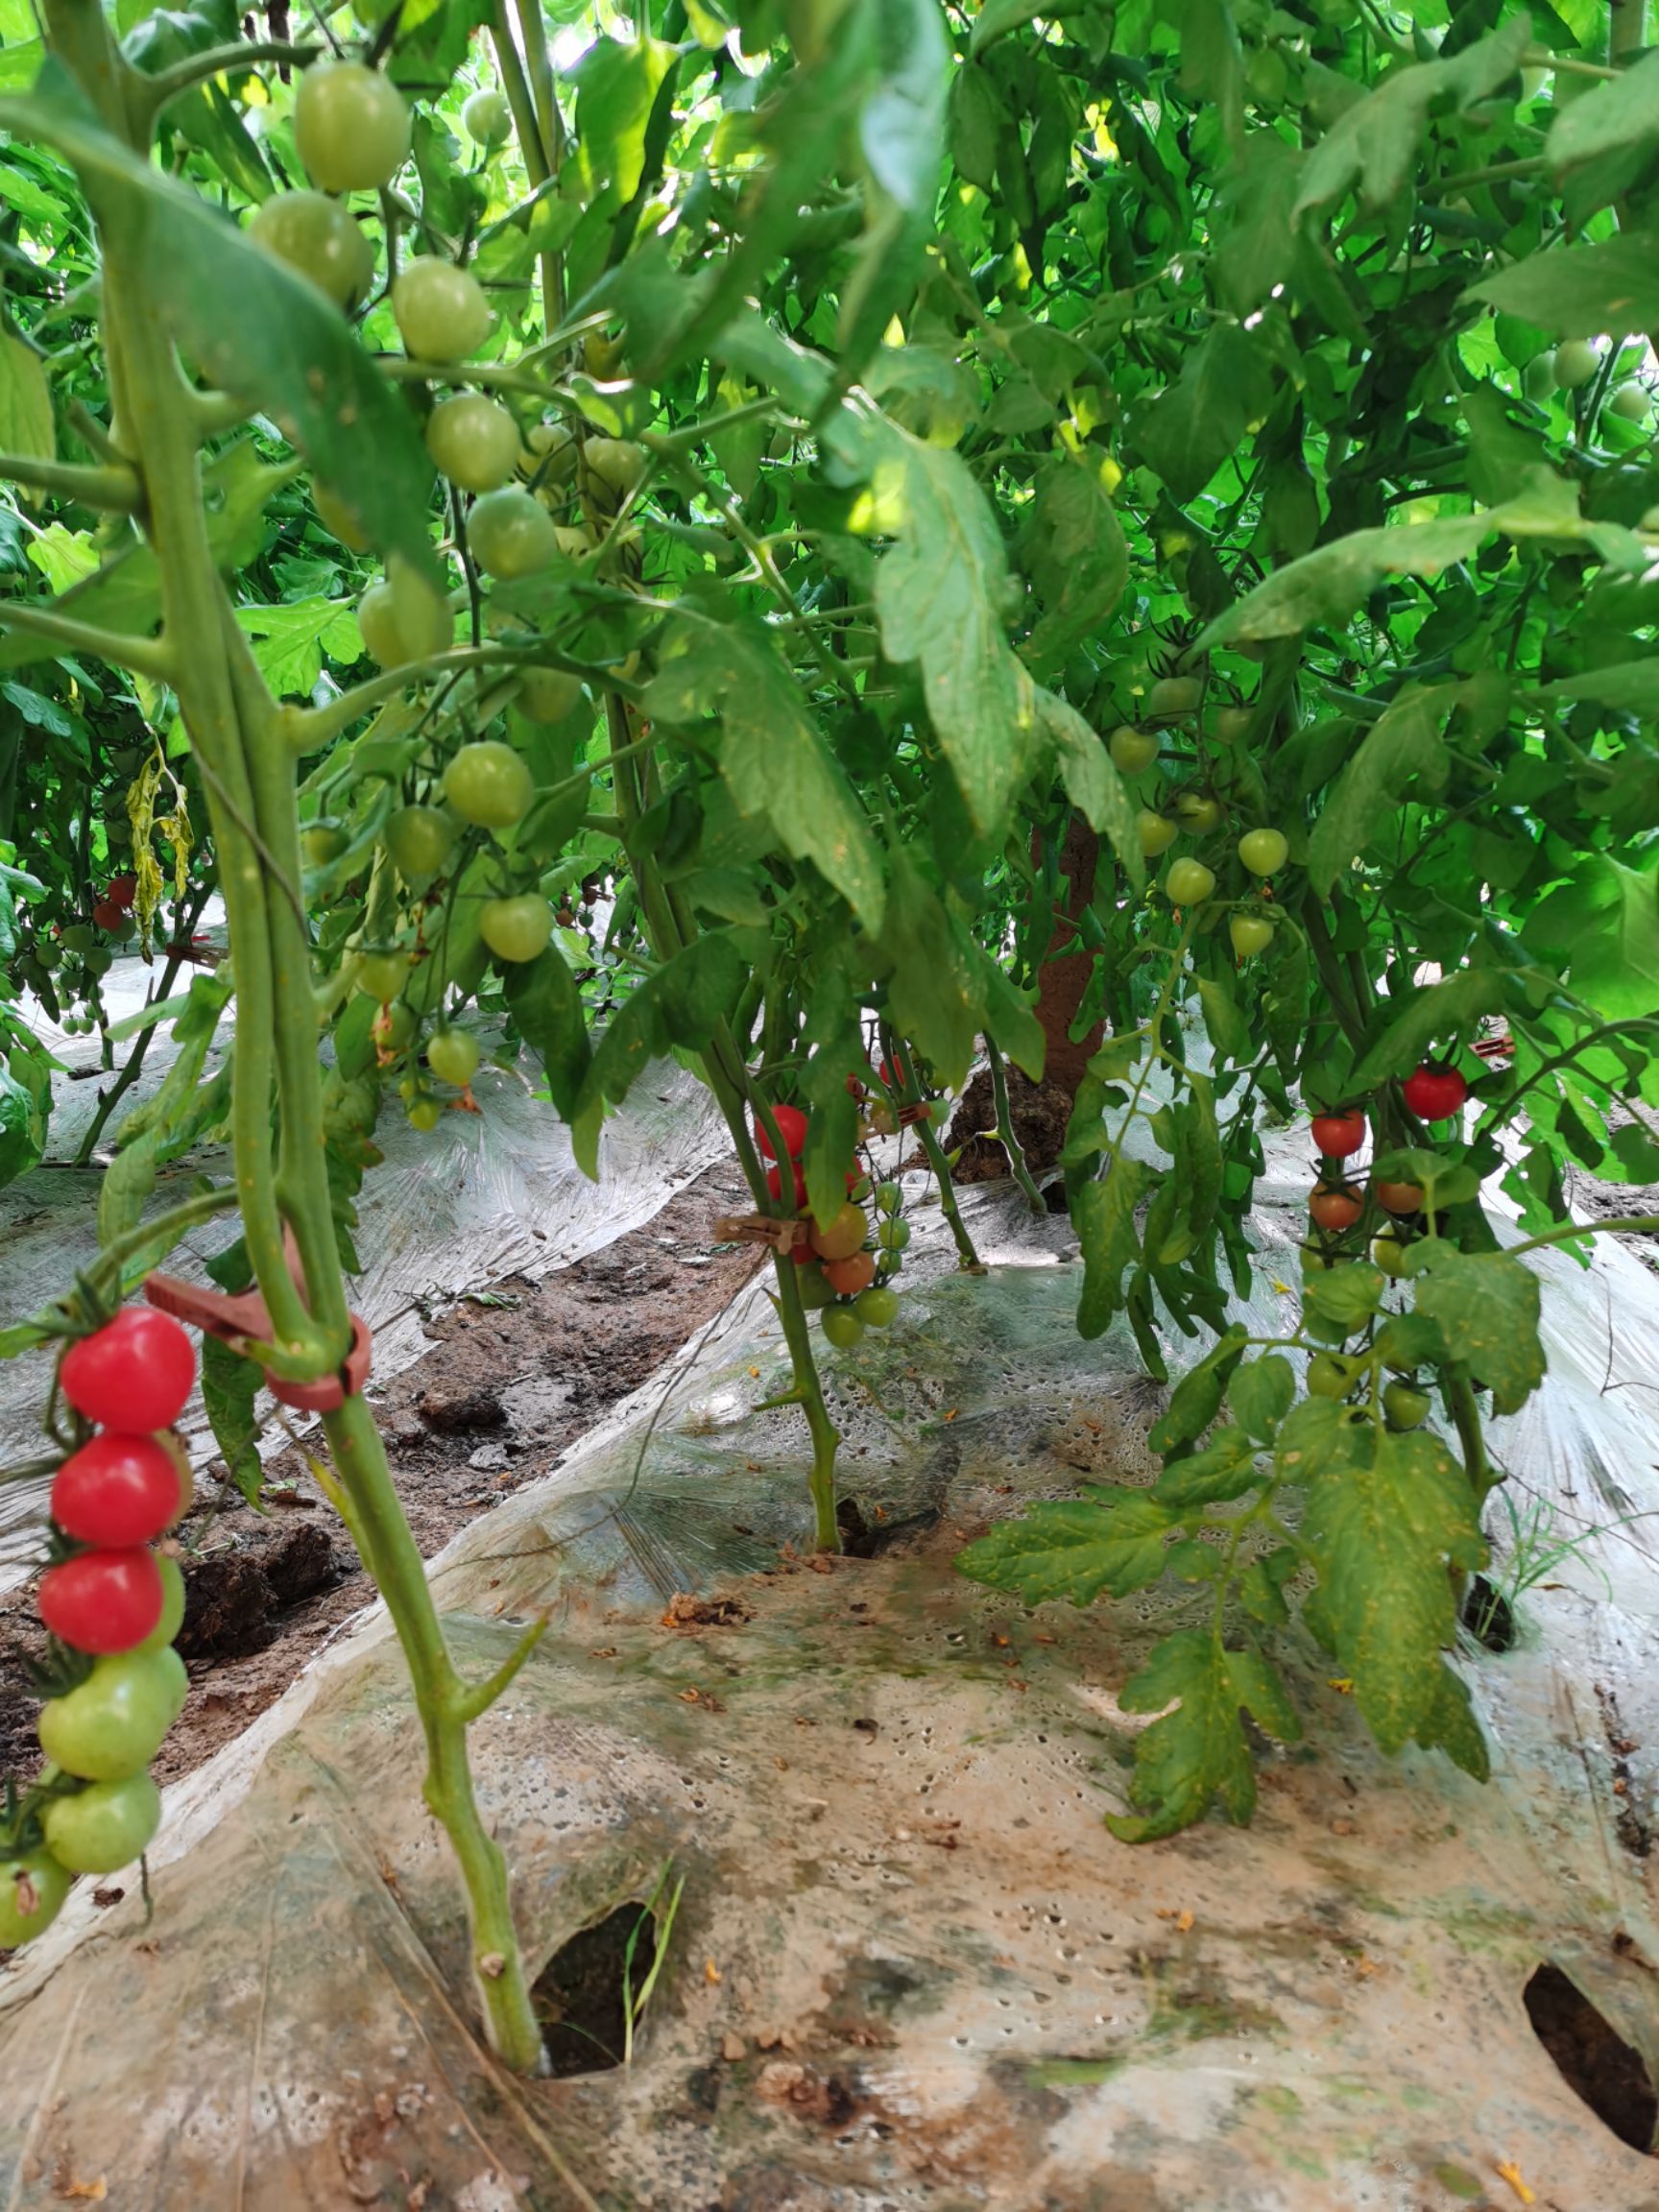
[143, 1231, 373, 1413]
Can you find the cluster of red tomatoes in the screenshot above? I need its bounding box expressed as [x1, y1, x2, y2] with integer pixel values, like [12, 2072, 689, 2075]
[1306, 1063, 1470, 1253]
[88, 873, 137, 937]
[755, 1096, 908, 1348]
[1, 1309, 197, 1950]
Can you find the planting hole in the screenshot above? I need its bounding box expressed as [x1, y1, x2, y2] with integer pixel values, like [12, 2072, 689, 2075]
[532, 1903, 660, 2077]
[1461, 1575, 1515, 1653]
[1524, 1963, 1658, 2151]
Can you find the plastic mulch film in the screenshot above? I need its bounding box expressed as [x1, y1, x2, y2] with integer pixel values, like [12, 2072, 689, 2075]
[4, 1164, 1659, 2210]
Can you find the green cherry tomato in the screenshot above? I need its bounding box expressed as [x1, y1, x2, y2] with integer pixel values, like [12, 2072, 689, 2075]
[794, 1262, 836, 1310]
[1608, 381, 1652, 423]
[876, 1217, 910, 1253]
[135, 1552, 186, 1656]
[1306, 1353, 1356, 1401]
[462, 88, 512, 147]
[584, 437, 648, 494]
[1230, 914, 1275, 959]
[1108, 725, 1159, 774]
[1138, 809, 1178, 857]
[1382, 1381, 1431, 1431]
[377, 998, 418, 1053]
[444, 740, 533, 829]
[357, 570, 449, 671]
[0, 1851, 72, 1948]
[249, 190, 373, 310]
[37, 1651, 181, 1781]
[384, 804, 456, 879]
[1148, 674, 1202, 717]
[1522, 349, 1556, 401]
[1174, 792, 1223, 834]
[480, 893, 556, 964]
[874, 1180, 902, 1215]
[1238, 827, 1289, 876]
[294, 60, 411, 194]
[1166, 857, 1216, 906]
[820, 1305, 866, 1350]
[355, 949, 409, 1001]
[854, 1285, 900, 1329]
[426, 395, 522, 494]
[468, 488, 560, 581]
[42, 1772, 162, 1875]
[428, 1027, 482, 1087]
[391, 257, 493, 363]
[406, 1095, 445, 1133]
[1371, 1233, 1414, 1279]
[301, 822, 348, 868]
[1554, 340, 1599, 391]
[1214, 705, 1253, 743]
[517, 666, 586, 723]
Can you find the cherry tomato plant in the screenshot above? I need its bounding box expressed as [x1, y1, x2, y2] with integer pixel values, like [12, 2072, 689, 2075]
[3, 0, 1659, 2055]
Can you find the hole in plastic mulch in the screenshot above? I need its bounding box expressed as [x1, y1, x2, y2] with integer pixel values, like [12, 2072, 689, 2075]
[1524, 1962, 1658, 2152]
[1460, 1574, 1516, 1653]
[532, 1903, 661, 2079]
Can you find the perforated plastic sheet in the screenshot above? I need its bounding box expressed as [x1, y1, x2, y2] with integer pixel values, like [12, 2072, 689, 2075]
[4, 1162, 1659, 2210]
[0, 945, 730, 1587]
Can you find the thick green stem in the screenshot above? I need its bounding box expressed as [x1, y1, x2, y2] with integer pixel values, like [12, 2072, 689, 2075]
[324, 1394, 546, 2072]
[911, 1112, 983, 1270]
[769, 1253, 842, 1551]
[985, 1037, 1047, 1217]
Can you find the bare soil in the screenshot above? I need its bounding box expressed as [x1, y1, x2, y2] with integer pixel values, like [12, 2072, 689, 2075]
[0, 1161, 762, 1789]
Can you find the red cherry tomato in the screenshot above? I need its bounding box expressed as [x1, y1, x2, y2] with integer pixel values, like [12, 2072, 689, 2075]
[765, 1161, 807, 1210]
[1402, 1064, 1468, 1121]
[878, 1053, 911, 1094]
[52, 1433, 184, 1547]
[60, 1309, 197, 1432]
[1309, 1184, 1364, 1233]
[38, 1548, 164, 1655]
[91, 898, 126, 933]
[756, 1103, 808, 1161]
[1373, 1179, 1424, 1214]
[845, 1070, 870, 1099]
[106, 876, 137, 911]
[1310, 1110, 1366, 1158]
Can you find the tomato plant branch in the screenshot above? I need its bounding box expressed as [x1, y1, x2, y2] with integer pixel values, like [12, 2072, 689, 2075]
[985, 1037, 1047, 1216]
[0, 599, 172, 679]
[1505, 1214, 1659, 1256]
[0, 453, 139, 508]
[135, 39, 320, 124]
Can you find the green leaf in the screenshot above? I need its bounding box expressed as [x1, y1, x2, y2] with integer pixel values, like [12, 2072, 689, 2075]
[1293, 18, 1531, 217]
[798, 1031, 864, 1229]
[1550, 55, 1659, 173]
[1136, 324, 1277, 504]
[1303, 1428, 1484, 1756]
[1408, 1243, 1545, 1415]
[1074, 1157, 1153, 1338]
[1523, 855, 1659, 1022]
[645, 620, 885, 930]
[948, 60, 1001, 192]
[571, 34, 676, 204]
[956, 1487, 1178, 1606]
[234, 597, 361, 699]
[1153, 1426, 1262, 1507]
[1536, 661, 1659, 714]
[202, 1331, 263, 1506]
[1196, 974, 1253, 1068]
[503, 948, 591, 1121]
[968, 0, 1091, 57]
[1468, 233, 1659, 342]
[841, 408, 1035, 836]
[1020, 455, 1129, 677]
[1036, 689, 1144, 893]
[1105, 1628, 1299, 1842]
[1229, 1354, 1295, 1443]
[1148, 1327, 1248, 1455]
[860, 0, 948, 215]
[0, 71, 436, 578]
[1349, 967, 1513, 1092]
[1301, 1252, 1385, 1335]
[1197, 517, 1488, 648]
[0, 332, 54, 461]
[1307, 686, 1454, 895]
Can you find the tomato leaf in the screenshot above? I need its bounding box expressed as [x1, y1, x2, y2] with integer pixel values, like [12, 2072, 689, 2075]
[1020, 455, 1129, 678]
[956, 1487, 1179, 1607]
[502, 948, 591, 1122]
[1469, 233, 1659, 342]
[1037, 689, 1144, 894]
[1228, 1353, 1295, 1443]
[1105, 1628, 1300, 1842]
[1407, 1242, 1545, 1415]
[1073, 1157, 1154, 1339]
[1307, 688, 1453, 896]
[1348, 967, 1511, 1092]
[1303, 1428, 1484, 1757]
[1148, 1326, 1248, 1456]
[0, 331, 54, 461]
[1153, 1426, 1261, 1507]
